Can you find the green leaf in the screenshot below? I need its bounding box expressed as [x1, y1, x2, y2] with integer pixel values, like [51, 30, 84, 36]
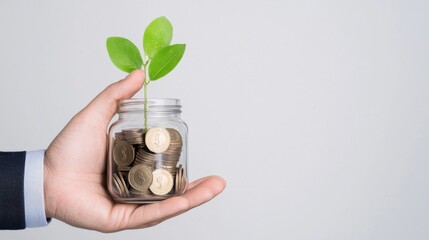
[143, 16, 173, 59]
[149, 44, 186, 80]
[106, 37, 143, 73]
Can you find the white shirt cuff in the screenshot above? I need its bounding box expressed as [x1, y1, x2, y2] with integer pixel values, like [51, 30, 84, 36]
[24, 150, 49, 228]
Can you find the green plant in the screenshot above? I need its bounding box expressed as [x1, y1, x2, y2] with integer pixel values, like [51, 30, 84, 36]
[106, 16, 186, 130]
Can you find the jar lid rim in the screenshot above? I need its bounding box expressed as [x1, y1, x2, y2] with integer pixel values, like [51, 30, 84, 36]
[119, 98, 181, 104]
[118, 98, 182, 114]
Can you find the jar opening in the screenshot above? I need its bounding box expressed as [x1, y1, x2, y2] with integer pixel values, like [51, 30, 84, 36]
[118, 98, 182, 114]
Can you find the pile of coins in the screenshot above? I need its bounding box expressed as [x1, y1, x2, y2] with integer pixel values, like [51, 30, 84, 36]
[112, 127, 186, 199]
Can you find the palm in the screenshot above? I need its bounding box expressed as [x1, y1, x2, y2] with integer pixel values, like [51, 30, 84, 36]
[43, 70, 225, 232]
[45, 115, 117, 231]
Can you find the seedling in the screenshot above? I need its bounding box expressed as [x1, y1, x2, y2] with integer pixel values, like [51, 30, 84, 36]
[106, 16, 186, 130]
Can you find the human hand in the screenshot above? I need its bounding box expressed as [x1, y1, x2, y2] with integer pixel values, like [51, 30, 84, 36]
[43, 70, 226, 232]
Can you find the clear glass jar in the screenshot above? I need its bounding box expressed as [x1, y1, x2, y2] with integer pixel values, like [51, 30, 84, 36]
[107, 98, 188, 203]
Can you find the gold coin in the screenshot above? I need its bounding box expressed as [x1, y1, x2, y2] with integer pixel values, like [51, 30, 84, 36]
[179, 166, 186, 193]
[150, 169, 174, 195]
[130, 189, 150, 196]
[113, 140, 135, 167]
[175, 166, 180, 194]
[145, 127, 171, 153]
[177, 165, 184, 194]
[123, 128, 145, 145]
[112, 173, 123, 197]
[115, 132, 126, 140]
[128, 165, 153, 191]
[118, 171, 130, 197]
[117, 166, 132, 172]
[167, 128, 182, 145]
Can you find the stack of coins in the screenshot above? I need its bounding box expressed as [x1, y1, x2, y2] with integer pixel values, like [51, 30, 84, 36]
[175, 164, 185, 194]
[134, 147, 156, 168]
[115, 132, 126, 140]
[123, 128, 145, 145]
[112, 172, 130, 198]
[112, 127, 185, 199]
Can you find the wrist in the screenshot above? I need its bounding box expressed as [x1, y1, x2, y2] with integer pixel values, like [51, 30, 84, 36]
[43, 152, 56, 219]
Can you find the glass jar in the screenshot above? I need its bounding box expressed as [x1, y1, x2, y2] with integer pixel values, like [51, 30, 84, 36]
[107, 98, 188, 203]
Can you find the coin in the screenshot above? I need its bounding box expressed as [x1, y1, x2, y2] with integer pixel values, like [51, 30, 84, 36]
[145, 127, 171, 153]
[179, 166, 185, 193]
[113, 172, 129, 198]
[175, 165, 183, 194]
[167, 128, 182, 146]
[130, 189, 150, 196]
[175, 167, 179, 194]
[117, 166, 132, 172]
[150, 169, 174, 195]
[128, 165, 153, 191]
[112, 173, 123, 197]
[118, 171, 130, 197]
[134, 147, 158, 169]
[113, 140, 135, 167]
[115, 132, 126, 140]
[123, 128, 145, 145]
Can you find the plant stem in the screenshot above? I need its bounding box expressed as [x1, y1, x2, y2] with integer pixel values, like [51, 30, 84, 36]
[143, 63, 148, 132]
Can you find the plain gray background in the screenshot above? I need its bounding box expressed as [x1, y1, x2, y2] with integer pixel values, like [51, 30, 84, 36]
[0, 0, 428, 239]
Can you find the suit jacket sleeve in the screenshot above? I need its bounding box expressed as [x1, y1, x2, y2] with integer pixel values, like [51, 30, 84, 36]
[0, 151, 26, 229]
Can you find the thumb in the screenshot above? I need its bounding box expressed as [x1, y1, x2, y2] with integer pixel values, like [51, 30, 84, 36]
[77, 70, 145, 127]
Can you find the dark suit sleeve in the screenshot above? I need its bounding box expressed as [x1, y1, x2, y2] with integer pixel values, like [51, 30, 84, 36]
[0, 151, 26, 229]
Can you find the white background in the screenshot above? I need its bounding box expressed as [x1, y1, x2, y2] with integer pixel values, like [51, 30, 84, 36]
[1, 0, 428, 239]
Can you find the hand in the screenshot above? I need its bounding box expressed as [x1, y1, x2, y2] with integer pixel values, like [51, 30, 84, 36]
[43, 70, 226, 232]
